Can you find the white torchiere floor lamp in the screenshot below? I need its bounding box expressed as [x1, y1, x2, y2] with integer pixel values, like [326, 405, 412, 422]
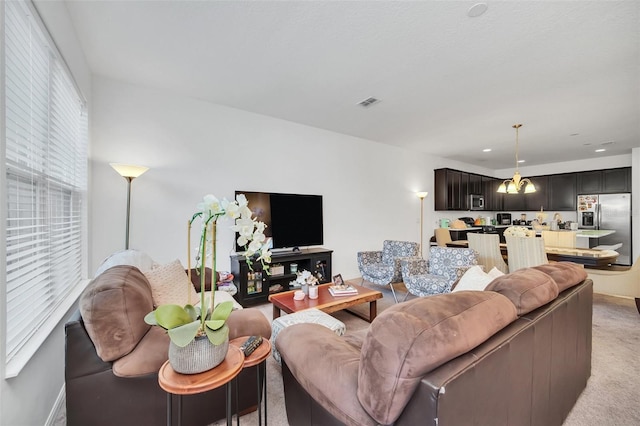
[110, 163, 149, 249]
[417, 191, 429, 256]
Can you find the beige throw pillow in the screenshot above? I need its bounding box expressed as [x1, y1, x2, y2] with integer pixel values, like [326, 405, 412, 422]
[144, 259, 199, 307]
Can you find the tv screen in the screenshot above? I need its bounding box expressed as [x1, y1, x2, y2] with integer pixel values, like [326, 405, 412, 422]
[235, 191, 323, 251]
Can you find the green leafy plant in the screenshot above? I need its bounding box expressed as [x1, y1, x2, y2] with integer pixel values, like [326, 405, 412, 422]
[145, 194, 271, 347]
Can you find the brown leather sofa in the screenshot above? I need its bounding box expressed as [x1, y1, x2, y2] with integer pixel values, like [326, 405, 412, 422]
[65, 265, 271, 426]
[277, 262, 592, 426]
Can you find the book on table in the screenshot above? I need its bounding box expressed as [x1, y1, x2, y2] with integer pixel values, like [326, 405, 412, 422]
[328, 285, 358, 296]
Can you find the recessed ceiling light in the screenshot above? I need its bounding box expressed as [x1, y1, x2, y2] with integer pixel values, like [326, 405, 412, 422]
[518, 160, 526, 163]
[583, 143, 592, 146]
[595, 148, 606, 153]
[468, 3, 488, 18]
[570, 133, 580, 137]
[483, 148, 491, 152]
[601, 141, 615, 146]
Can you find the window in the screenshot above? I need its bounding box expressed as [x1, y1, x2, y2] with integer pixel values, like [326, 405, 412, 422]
[3, 0, 88, 376]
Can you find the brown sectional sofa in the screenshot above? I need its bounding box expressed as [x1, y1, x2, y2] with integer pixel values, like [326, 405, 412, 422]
[277, 262, 591, 426]
[65, 265, 272, 426]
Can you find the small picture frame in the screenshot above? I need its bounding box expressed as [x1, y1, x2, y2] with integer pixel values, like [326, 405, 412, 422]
[332, 274, 344, 287]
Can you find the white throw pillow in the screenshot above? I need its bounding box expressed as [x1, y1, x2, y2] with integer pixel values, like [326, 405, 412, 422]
[452, 265, 494, 292]
[144, 259, 199, 307]
[487, 267, 506, 279]
[94, 249, 157, 278]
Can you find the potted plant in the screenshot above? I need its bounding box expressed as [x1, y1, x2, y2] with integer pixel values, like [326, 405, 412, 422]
[145, 194, 271, 373]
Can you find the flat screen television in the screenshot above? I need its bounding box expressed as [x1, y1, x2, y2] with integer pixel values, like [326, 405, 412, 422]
[235, 190, 324, 252]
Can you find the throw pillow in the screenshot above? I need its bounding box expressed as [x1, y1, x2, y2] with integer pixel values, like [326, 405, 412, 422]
[452, 265, 494, 292]
[144, 259, 199, 307]
[94, 249, 157, 278]
[487, 266, 506, 279]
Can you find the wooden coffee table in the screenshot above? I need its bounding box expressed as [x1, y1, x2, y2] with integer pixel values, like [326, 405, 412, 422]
[268, 283, 383, 323]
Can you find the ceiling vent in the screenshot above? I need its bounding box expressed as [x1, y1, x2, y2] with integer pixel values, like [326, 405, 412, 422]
[358, 97, 381, 108]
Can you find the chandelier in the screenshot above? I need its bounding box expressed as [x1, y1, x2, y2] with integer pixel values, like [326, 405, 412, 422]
[497, 124, 536, 194]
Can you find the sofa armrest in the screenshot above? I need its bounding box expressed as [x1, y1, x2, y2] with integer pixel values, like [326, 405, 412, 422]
[226, 308, 272, 340]
[65, 310, 113, 381]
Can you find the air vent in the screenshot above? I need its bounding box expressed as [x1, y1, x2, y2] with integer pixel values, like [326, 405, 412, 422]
[358, 97, 381, 108]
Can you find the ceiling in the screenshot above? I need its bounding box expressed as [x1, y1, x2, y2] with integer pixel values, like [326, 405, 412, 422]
[62, 0, 640, 170]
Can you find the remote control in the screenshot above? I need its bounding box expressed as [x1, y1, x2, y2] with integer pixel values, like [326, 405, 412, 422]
[240, 335, 263, 357]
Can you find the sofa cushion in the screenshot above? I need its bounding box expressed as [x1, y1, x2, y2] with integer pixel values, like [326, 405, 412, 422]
[80, 265, 154, 362]
[144, 259, 199, 307]
[485, 268, 559, 316]
[112, 326, 169, 377]
[277, 325, 378, 426]
[357, 291, 517, 425]
[530, 262, 587, 292]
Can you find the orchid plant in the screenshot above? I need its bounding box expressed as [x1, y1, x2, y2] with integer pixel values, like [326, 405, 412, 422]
[145, 194, 272, 347]
[296, 269, 319, 287]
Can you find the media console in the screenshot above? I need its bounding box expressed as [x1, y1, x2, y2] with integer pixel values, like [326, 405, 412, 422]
[230, 248, 333, 306]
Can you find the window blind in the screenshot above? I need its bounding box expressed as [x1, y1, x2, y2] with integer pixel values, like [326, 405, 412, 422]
[4, 0, 88, 367]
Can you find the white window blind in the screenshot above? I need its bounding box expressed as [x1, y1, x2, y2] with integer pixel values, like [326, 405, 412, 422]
[4, 0, 88, 370]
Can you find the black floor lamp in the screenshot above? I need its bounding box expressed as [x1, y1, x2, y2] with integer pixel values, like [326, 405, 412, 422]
[110, 163, 149, 249]
[416, 191, 428, 256]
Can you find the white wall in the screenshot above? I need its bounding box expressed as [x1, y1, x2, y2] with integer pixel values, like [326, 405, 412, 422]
[1, 2, 92, 426]
[91, 76, 469, 280]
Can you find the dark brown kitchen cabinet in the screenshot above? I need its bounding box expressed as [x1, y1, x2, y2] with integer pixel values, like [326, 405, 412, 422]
[548, 173, 577, 210]
[468, 173, 483, 195]
[435, 168, 469, 210]
[524, 176, 548, 211]
[577, 167, 631, 194]
[482, 176, 502, 211]
[577, 170, 602, 194]
[602, 168, 631, 193]
[501, 189, 524, 211]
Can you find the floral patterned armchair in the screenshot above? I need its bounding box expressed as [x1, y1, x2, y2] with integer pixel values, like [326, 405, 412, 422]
[400, 246, 479, 298]
[357, 240, 420, 302]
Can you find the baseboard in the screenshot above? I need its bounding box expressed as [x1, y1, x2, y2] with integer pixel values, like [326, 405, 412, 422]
[45, 384, 65, 426]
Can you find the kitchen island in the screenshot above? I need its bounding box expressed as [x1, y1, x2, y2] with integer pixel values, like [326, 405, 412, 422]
[576, 229, 616, 248]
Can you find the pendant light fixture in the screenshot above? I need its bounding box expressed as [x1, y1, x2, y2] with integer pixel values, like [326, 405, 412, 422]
[497, 124, 536, 194]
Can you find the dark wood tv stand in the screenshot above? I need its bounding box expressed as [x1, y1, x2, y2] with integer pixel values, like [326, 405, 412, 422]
[230, 248, 333, 306]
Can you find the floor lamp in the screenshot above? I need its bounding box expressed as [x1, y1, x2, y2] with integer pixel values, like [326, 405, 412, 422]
[416, 191, 428, 256]
[110, 163, 149, 249]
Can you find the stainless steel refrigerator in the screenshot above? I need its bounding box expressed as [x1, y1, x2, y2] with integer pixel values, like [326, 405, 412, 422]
[577, 193, 632, 265]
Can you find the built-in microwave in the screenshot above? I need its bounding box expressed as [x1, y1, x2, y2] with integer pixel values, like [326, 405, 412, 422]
[469, 194, 484, 210]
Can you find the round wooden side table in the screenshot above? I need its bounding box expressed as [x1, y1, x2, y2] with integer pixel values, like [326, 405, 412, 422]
[158, 344, 244, 426]
[230, 336, 272, 426]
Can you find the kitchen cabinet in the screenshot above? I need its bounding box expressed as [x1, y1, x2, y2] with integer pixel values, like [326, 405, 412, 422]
[524, 176, 548, 211]
[602, 168, 631, 193]
[548, 173, 577, 210]
[577, 168, 631, 194]
[435, 168, 470, 210]
[577, 170, 603, 193]
[436, 167, 630, 212]
[482, 176, 503, 211]
[468, 173, 483, 195]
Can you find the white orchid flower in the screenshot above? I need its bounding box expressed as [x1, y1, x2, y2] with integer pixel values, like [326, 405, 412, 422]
[255, 221, 266, 233]
[236, 194, 248, 208]
[258, 247, 271, 263]
[248, 239, 263, 253]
